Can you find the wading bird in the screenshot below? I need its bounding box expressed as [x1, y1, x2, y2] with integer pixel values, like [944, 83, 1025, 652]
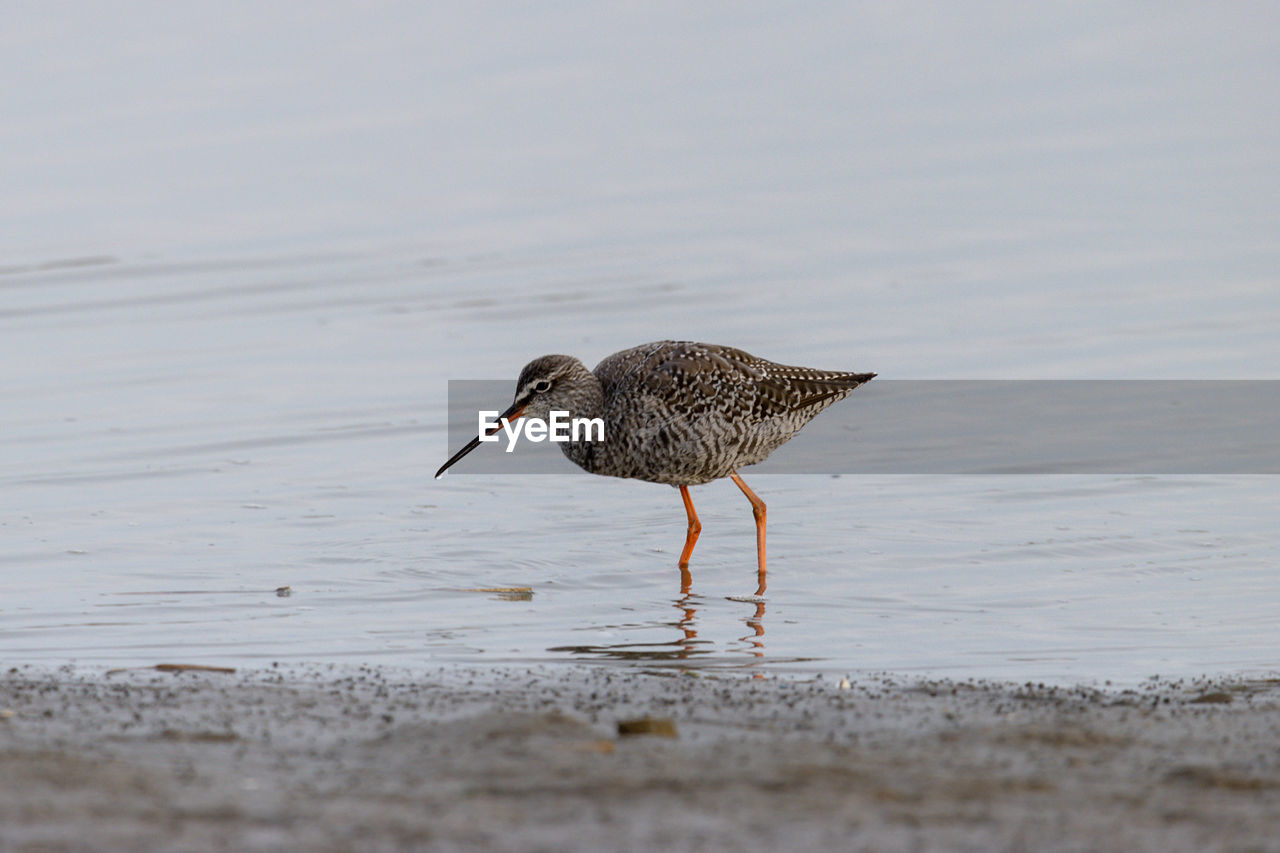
[436, 341, 874, 595]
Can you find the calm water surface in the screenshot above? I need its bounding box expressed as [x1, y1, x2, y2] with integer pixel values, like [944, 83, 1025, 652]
[3, 5, 1278, 684]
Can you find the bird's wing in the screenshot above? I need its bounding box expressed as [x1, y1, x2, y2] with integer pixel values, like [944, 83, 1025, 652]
[620, 342, 873, 426]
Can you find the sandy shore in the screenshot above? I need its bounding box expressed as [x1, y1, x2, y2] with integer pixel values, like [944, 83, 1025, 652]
[2, 664, 1278, 852]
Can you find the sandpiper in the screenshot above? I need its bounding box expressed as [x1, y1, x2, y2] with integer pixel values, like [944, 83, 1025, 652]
[437, 340, 874, 594]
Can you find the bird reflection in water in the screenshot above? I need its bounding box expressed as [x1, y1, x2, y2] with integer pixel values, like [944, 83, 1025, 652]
[548, 570, 767, 666]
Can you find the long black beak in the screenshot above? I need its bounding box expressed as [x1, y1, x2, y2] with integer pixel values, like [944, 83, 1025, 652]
[434, 400, 527, 479]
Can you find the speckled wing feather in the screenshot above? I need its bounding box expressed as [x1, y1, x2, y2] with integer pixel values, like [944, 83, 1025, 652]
[602, 341, 870, 420]
[589, 341, 874, 484]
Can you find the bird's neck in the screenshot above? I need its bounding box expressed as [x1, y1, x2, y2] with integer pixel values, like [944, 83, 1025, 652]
[558, 375, 606, 472]
[569, 374, 606, 423]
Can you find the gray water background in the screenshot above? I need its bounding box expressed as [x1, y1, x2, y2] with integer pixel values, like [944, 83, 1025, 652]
[3, 3, 1278, 684]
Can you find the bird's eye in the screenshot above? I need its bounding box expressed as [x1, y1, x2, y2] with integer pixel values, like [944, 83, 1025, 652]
[533, 379, 552, 393]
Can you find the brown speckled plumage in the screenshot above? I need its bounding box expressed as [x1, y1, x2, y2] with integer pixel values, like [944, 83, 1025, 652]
[516, 341, 874, 485]
[437, 340, 875, 593]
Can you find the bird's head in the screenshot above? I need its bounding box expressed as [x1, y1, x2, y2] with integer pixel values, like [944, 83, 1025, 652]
[434, 354, 595, 478]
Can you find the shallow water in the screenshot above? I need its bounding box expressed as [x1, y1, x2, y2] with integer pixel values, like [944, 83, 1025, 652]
[3, 5, 1278, 685]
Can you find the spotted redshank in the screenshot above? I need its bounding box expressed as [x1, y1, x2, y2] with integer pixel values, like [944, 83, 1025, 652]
[436, 340, 874, 594]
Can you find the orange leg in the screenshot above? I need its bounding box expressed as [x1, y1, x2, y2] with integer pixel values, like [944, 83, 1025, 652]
[678, 485, 702, 572]
[729, 472, 767, 595]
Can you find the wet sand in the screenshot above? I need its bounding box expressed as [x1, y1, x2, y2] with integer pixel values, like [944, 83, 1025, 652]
[2, 665, 1278, 852]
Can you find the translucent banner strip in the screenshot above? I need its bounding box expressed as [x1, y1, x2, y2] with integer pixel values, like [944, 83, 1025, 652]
[444, 380, 1280, 475]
